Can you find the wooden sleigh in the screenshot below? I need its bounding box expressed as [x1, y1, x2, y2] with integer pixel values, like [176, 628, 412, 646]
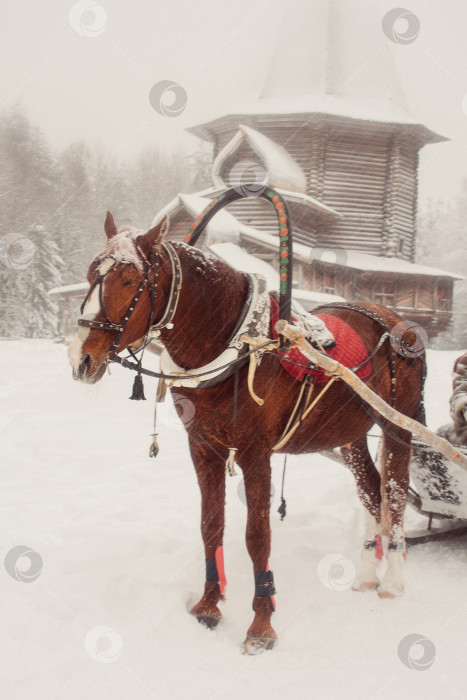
[405, 437, 467, 545]
[323, 436, 467, 545]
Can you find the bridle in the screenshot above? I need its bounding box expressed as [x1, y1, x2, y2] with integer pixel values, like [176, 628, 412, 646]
[77, 240, 182, 358]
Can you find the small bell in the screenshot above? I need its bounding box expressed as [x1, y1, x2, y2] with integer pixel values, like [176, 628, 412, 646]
[226, 447, 238, 477]
[149, 433, 159, 458]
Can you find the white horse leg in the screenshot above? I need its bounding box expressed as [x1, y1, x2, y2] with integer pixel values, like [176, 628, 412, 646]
[341, 438, 382, 592]
[377, 428, 410, 598]
[378, 524, 406, 598]
[352, 508, 383, 591]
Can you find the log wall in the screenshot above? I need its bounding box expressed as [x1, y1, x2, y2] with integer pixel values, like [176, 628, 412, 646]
[212, 116, 421, 261]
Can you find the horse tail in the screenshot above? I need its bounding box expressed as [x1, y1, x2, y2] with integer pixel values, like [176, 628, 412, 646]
[416, 351, 428, 427]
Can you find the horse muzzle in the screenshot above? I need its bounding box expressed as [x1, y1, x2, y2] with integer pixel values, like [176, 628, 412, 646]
[72, 354, 108, 384]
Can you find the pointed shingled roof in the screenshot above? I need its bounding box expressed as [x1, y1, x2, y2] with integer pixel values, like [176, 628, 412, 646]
[261, 0, 407, 112]
[189, 0, 445, 144]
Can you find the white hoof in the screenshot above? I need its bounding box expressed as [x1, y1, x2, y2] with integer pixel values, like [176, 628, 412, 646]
[378, 581, 404, 598]
[352, 578, 379, 592]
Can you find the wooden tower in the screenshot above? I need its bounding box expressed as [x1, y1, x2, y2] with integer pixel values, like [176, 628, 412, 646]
[154, 0, 461, 336]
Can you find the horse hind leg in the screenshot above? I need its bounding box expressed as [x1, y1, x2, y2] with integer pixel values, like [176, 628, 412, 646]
[341, 436, 382, 591]
[378, 426, 411, 599]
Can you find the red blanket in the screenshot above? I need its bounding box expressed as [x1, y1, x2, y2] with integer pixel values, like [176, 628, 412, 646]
[270, 296, 371, 383]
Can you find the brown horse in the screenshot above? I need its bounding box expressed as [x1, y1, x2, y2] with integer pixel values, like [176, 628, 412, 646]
[68, 212, 425, 654]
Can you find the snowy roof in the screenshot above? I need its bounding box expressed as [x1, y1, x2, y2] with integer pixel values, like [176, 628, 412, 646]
[310, 248, 464, 279]
[240, 228, 463, 280]
[195, 97, 446, 138]
[293, 289, 346, 304]
[189, 0, 445, 145]
[212, 124, 307, 194]
[202, 186, 340, 218]
[209, 242, 278, 290]
[152, 193, 241, 240]
[48, 282, 89, 297]
[209, 242, 346, 303]
[151, 187, 340, 234]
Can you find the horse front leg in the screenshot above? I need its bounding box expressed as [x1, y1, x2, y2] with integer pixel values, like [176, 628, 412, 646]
[189, 438, 227, 628]
[238, 445, 277, 655]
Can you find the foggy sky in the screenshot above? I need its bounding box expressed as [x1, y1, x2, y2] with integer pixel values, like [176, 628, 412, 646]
[1, 0, 467, 207]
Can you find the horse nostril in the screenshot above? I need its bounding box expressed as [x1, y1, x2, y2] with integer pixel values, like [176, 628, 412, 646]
[79, 354, 92, 376]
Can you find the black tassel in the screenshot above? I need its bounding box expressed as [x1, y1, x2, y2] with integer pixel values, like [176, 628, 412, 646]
[129, 373, 146, 400]
[278, 497, 287, 521]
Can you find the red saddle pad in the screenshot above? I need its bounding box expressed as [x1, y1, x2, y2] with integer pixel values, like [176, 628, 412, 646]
[270, 296, 371, 383]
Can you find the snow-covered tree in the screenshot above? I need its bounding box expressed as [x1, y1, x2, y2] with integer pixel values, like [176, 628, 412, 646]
[0, 105, 213, 338]
[24, 224, 63, 338]
[54, 141, 97, 284]
[0, 106, 59, 337]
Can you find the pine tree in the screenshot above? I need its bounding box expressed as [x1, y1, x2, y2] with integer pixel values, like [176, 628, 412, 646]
[54, 141, 96, 284]
[24, 224, 63, 338]
[0, 105, 61, 336]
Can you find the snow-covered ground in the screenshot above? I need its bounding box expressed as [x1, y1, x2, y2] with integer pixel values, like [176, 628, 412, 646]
[1, 341, 467, 699]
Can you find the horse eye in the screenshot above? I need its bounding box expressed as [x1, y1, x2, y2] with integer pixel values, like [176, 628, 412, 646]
[122, 279, 137, 287]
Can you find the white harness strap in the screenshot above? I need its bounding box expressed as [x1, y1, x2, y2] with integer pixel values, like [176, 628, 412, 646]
[160, 273, 270, 389]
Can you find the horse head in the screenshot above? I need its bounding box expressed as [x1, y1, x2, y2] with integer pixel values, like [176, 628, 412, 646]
[68, 212, 169, 384]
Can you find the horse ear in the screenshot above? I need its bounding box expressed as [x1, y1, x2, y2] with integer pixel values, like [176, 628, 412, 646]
[104, 211, 118, 239]
[138, 216, 169, 256]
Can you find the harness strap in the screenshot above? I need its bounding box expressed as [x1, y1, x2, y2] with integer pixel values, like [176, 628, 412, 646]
[77, 241, 181, 359]
[151, 241, 182, 331]
[272, 376, 337, 452]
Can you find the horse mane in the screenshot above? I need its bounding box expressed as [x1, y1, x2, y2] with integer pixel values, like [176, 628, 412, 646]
[159, 241, 249, 369]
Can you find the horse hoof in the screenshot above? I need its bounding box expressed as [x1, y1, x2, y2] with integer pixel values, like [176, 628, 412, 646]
[242, 636, 276, 655]
[377, 583, 404, 599]
[195, 614, 221, 629]
[352, 579, 379, 592]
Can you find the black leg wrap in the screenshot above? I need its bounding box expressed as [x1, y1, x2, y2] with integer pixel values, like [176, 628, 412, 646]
[206, 557, 218, 583]
[254, 570, 276, 612]
[388, 541, 405, 552]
